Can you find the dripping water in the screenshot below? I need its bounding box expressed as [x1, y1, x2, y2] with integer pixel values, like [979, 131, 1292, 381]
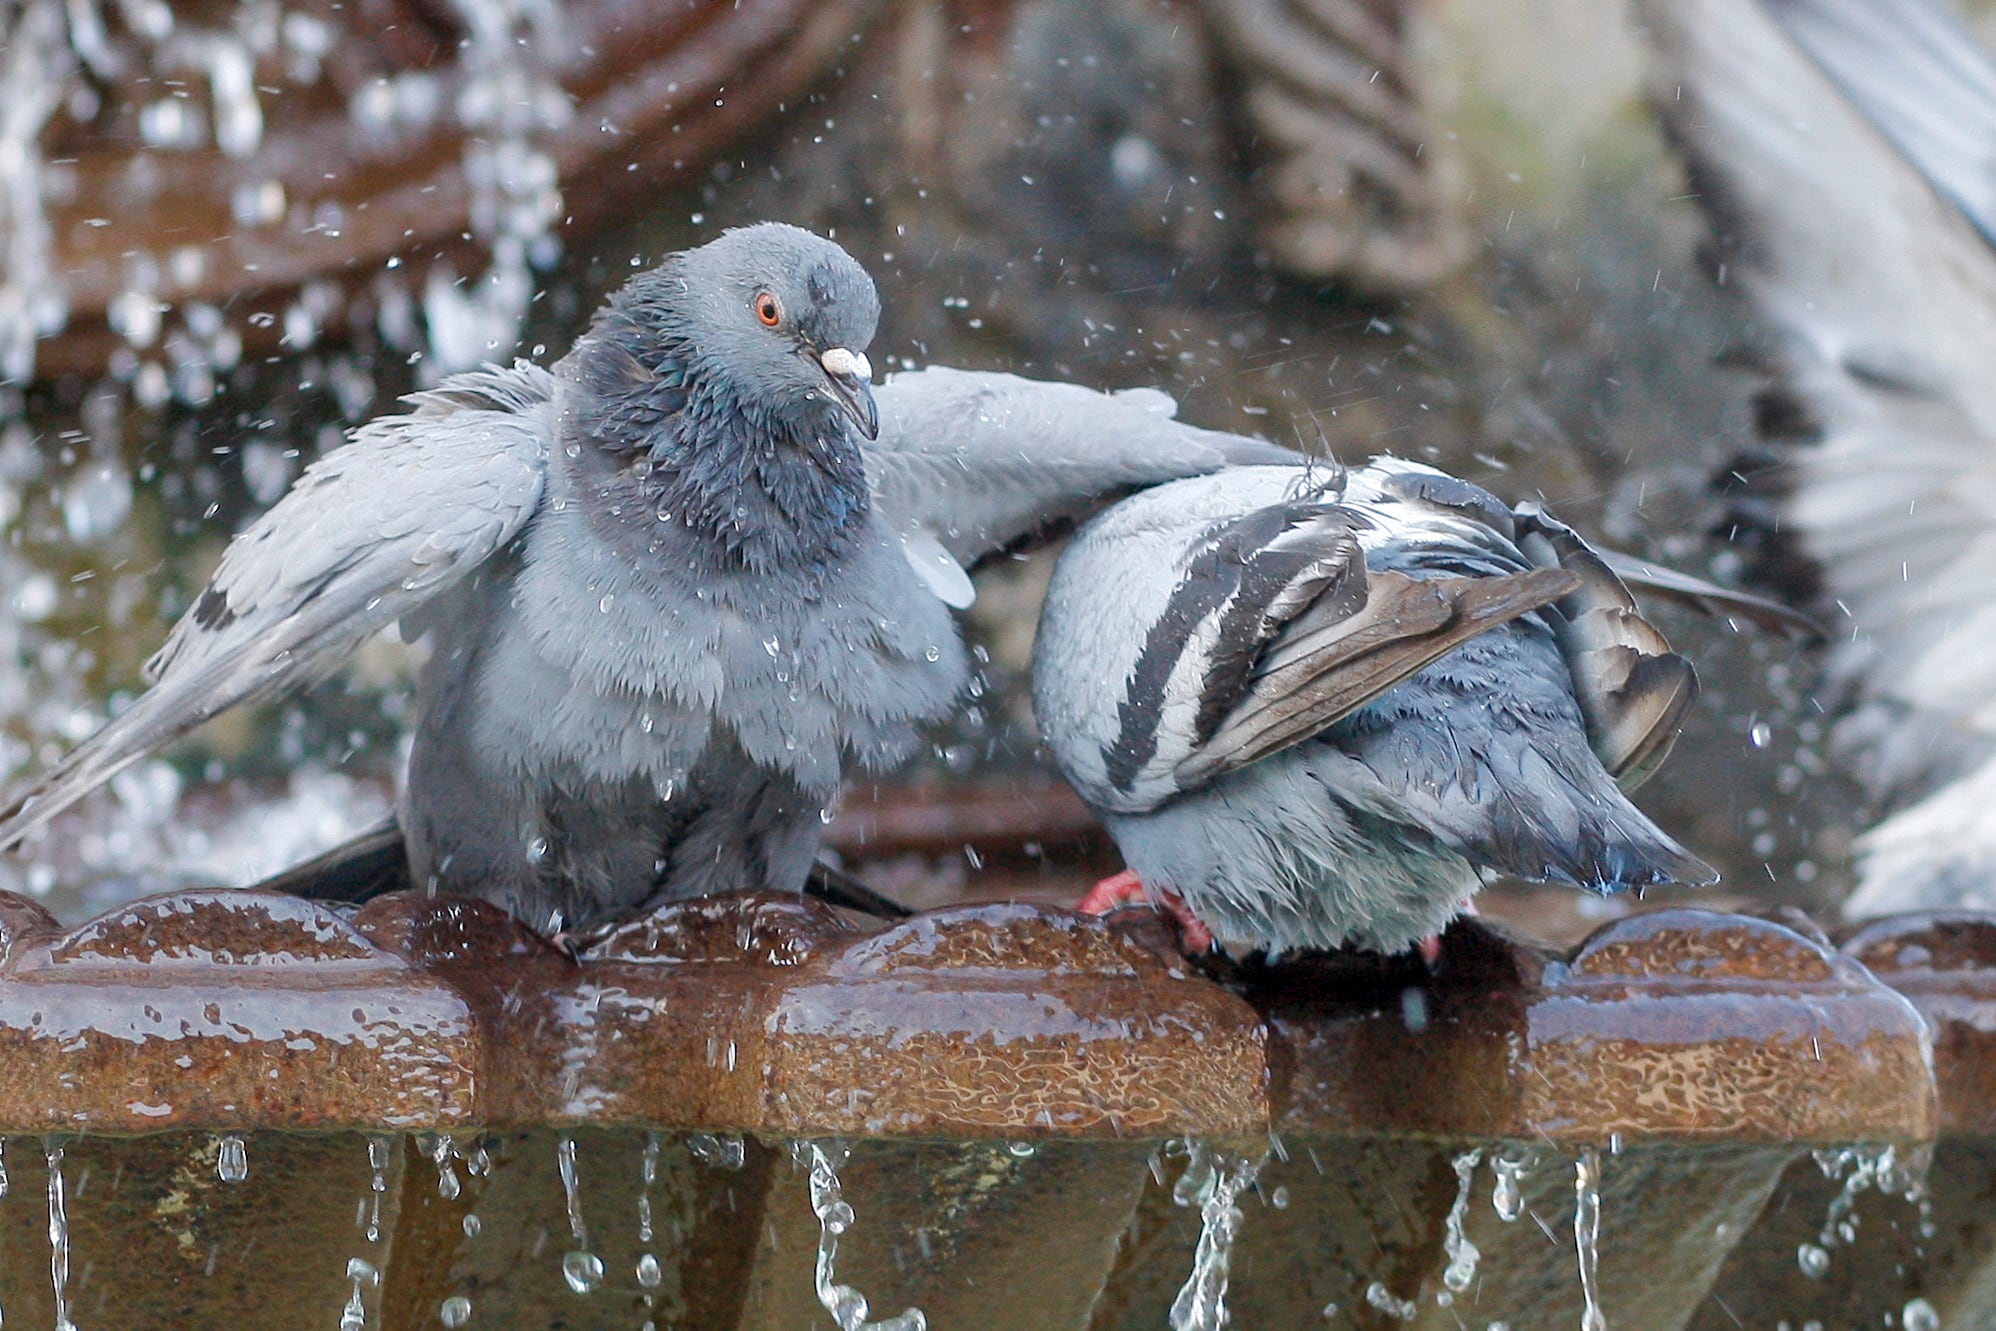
[338, 1256, 380, 1331]
[431, 1134, 460, 1200]
[362, 1135, 390, 1242]
[1574, 1147, 1606, 1331]
[636, 1131, 662, 1326]
[1491, 1144, 1534, 1223]
[46, 1139, 74, 1331]
[216, 1133, 248, 1184]
[798, 1141, 926, 1331]
[1167, 1139, 1262, 1331]
[1439, 1147, 1482, 1300]
[557, 1135, 604, 1294]
[688, 1132, 745, 1171]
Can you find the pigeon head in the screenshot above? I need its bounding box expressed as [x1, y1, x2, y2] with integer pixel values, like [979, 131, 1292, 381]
[571, 224, 881, 450]
[559, 225, 883, 575]
[674, 223, 882, 440]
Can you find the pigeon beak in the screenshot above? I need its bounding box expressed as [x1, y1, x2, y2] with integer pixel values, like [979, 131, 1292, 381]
[818, 346, 879, 440]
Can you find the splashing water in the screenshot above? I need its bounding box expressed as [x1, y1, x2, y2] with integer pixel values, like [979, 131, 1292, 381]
[46, 1139, 75, 1331]
[798, 1141, 926, 1331]
[418, 0, 570, 374]
[0, 0, 572, 390]
[216, 1133, 248, 1184]
[1440, 1148, 1483, 1298]
[1491, 1145, 1534, 1223]
[556, 1134, 604, 1294]
[1167, 1139, 1262, 1331]
[1574, 1147, 1606, 1331]
[0, 1, 72, 384]
[1798, 1145, 1934, 1281]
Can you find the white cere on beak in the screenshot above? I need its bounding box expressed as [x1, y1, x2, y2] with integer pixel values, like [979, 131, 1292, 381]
[820, 347, 872, 381]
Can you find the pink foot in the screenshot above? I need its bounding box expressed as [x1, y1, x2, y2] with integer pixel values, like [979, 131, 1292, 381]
[1415, 899, 1479, 967]
[1077, 869, 1217, 953]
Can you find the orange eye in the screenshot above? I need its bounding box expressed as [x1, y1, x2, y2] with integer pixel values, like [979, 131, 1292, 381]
[755, 292, 782, 326]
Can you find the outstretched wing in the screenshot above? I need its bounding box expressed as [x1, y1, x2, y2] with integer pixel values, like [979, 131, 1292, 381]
[0, 362, 553, 849]
[868, 367, 1301, 607]
[1643, 0, 1996, 802]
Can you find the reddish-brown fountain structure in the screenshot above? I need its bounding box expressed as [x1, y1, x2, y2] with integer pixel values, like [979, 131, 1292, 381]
[0, 885, 1975, 1329]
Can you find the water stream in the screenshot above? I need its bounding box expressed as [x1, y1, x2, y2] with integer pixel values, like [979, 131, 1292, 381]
[799, 1140, 927, 1331]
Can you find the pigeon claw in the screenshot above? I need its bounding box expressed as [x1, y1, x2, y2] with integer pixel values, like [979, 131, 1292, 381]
[1077, 868, 1217, 953]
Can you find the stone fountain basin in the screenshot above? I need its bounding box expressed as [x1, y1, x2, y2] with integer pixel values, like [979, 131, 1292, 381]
[0, 888, 1979, 1329]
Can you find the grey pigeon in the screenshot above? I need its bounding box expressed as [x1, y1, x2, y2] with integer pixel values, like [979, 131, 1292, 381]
[1641, 0, 1996, 914]
[1033, 459, 1724, 955]
[0, 223, 1289, 931]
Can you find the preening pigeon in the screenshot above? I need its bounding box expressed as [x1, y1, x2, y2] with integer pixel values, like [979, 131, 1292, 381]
[1640, 0, 1996, 914]
[0, 223, 1289, 931]
[1032, 459, 1729, 955]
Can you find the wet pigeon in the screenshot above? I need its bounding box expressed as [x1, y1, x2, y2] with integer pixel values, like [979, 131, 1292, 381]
[1032, 459, 1726, 955]
[0, 223, 1289, 931]
[1641, 0, 1996, 914]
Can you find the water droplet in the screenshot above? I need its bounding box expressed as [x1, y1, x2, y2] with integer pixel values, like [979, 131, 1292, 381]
[598, 593, 615, 613]
[433, 1135, 460, 1200]
[1797, 1242, 1830, 1279]
[562, 1250, 605, 1294]
[688, 1134, 745, 1170]
[636, 1252, 662, 1289]
[1491, 1147, 1533, 1222]
[1006, 1141, 1036, 1158]
[1750, 720, 1773, 748]
[1902, 1298, 1939, 1331]
[923, 645, 942, 662]
[462, 1214, 482, 1239]
[1363, 1281, 1416, 1321]
[440, 1295, 472, 1328]
[217, 1134, 248, 1183]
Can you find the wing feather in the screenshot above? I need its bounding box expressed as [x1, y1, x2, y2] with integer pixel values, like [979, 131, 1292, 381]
[868, 367, 1302, 596]
[0, 362, 552, 849]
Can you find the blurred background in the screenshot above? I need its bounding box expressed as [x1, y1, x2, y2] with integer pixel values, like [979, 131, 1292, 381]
[0, 0, 1927, 936]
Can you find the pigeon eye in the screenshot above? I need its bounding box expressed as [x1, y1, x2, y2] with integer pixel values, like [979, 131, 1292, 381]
[754, 292, 782, 327]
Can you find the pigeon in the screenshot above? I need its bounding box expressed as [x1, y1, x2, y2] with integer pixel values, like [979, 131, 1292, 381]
[0, 223, 1290, 931]
[1032, 459, 1732, 955]
[1640, 0, 1996, 914]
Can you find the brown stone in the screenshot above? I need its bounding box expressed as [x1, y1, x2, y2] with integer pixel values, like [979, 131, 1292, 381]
[1842, 911, 1996, 1135]
[0, 890, 477, 1132]
[540, 895, 1267, 1138]
[1259, 908, 1936, 1143]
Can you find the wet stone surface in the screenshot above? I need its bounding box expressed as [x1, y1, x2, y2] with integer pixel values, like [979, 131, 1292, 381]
[0, 892, 1978, 1328]
[0, 888, 1958, 1144]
